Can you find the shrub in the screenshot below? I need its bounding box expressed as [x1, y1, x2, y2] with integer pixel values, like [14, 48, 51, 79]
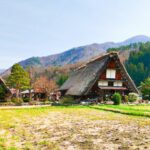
[128, 93, 139, 102]
[59, 96, 75, 105]
[42, 98, 49, 102]
[23, 97, 31, 102]
[11, 98, 23, 106]
[124, 95, 129, 103]
[44, 101, 51, 105]
[112, 93, 122, 105]
[143, 95, 150, 101]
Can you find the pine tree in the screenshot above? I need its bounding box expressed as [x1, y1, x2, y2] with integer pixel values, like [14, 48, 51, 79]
[141, 78, 150, 100]
[7, 64, 30, 98]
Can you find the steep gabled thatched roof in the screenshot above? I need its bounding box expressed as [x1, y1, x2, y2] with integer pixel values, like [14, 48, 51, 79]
[60, 52, 139, 96]
[0, 77, 12, 95]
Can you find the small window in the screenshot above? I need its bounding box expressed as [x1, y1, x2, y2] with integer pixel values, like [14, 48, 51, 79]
[114, 81, 122, 87]
[106, 69, 116, 79]
[98, 81, 108, 86]
[108, 81, 113, 86]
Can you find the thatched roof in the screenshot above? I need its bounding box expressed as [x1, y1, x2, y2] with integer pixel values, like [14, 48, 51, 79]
[0, 77, 12, 96]
[60, 52, 139, 96]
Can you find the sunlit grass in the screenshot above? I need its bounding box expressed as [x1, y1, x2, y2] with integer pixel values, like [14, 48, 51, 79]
[0, 105, 150, 149]
[91, 104, 150, 118]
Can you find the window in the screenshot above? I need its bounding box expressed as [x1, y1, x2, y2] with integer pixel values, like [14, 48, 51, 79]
[106, 69, 116, 79]
[108, 81, 113, 86]
[98, 81, 108, 86]
[114, 81, 122, 87]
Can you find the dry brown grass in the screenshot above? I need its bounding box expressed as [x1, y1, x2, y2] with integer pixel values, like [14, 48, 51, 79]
[0, 106, 150, 150]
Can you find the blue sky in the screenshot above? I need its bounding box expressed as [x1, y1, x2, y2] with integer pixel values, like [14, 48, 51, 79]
[0, 0, 150, 68]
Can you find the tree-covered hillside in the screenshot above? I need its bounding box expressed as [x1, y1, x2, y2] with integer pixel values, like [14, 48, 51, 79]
[107, 43, 140, 52]
[107, 42, 150, 86]
[15, 35, 150, 68]
[125, 42, 150, 86]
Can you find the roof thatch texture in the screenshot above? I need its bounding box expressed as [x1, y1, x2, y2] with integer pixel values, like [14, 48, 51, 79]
[0, 77, 12, 96]
[60, 52, 139, 96]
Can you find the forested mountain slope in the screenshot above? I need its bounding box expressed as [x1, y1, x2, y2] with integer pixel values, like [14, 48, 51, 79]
[18, 35, 150, 68]
[125, 42, 150, 86]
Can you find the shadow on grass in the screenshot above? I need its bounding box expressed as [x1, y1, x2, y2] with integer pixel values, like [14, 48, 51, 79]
[88, 106, 150, 118]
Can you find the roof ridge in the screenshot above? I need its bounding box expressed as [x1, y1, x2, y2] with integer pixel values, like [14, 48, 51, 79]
[76, 52, 118, 71]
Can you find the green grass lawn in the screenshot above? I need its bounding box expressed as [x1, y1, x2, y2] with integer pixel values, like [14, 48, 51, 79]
[0, 105, 150, 149]
[90, 104, 150, 117]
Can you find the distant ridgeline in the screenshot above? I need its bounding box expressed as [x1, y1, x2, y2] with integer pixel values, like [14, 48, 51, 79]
[107, 42, 150, 86]
[19, 57, 42, 67]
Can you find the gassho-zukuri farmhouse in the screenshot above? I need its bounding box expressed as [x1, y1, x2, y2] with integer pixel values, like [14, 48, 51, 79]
[60, 52, 139, 101]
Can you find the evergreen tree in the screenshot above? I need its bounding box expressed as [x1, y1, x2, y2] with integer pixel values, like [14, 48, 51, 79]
[0, 85, 6, 100]
[125, 42, 150, 86]
[56, 74, 68, 86]
[141, 77, 150, 100]
[7, 64, 30, 98]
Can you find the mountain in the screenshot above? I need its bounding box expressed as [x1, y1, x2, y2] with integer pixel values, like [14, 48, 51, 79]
[2, 35, 150, 76]
[0, 69, 5, 74]
[20, 42, 116, 68]
[18, 35, 150, 69]
[119, 35, 150, 46]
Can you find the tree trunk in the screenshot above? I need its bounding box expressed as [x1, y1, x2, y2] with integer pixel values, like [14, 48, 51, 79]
[45, 89, 49, 100]
[29, 89, 32, 100]
[16, 89, 20, 99]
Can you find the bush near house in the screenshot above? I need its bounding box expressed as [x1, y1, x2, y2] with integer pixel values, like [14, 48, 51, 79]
[124, 95, 129, 103]
[112, 93, 122, 105]
[11, 98, 23, 106]
[59, 96, 76, 105]
[22, 97, 31, 102]
[128, 93, 139, 102]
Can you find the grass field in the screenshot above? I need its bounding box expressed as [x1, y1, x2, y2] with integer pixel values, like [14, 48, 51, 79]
[91, 104, 150, 117]
[0, 105, 150, 150]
